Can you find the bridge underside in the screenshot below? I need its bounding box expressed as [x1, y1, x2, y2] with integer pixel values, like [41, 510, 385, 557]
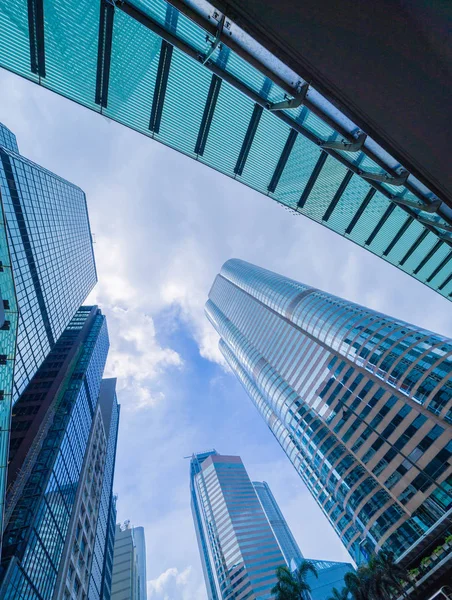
[0, 0, 451, 300]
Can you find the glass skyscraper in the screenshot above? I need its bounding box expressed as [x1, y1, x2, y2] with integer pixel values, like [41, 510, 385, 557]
[206, 259, 452, 591]
[252, 481, 303, 570]
[0, 0, 451, 300]
[0, 122, 97, 401]
[0, 306, 119, 600]
[190, 450, 285, 600]
[0, 121, 96, 536]
[253, 481, 354, 600]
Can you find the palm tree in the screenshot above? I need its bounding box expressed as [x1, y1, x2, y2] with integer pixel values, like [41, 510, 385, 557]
[343, 551, 410, 600]
[373, 551, 410, 599]
[327, 587, 351, 600]
[271, 561, 318, 600]
[344, 567, 372, 600]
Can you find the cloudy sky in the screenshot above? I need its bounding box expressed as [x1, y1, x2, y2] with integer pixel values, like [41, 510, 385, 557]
[1, 68, 452, 600]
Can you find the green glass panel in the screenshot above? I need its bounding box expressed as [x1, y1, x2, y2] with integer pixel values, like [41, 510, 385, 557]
[359, 155, 385, 175]
[383, 220, 423, 263]
[329, 175, 372, 235]
[106, 10, 161, 135]
[176, 10, 210, 54]
[349, 191, 390, 246]
[154, 49, 212, 156]
[299, 156, 348, 221]
[271, 135, 322, 210]
[429, 255, 452, 288]
[42, 0, 100, 111]
[303, 110, 335, 141]
[444, 281, 452, 296]
[200, 82, 255, 176]
[131, 0, 167, 28]
[404, 231, 439, 272]
[225, 50, 268, 99]
[416, 243, 450, 279]
[0, 0, 38, 82]
[367, 206, 409, 255]
[238, 110, 290, 193]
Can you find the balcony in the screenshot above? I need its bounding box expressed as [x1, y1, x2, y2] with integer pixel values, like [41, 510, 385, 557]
[397, 537, 452, 599]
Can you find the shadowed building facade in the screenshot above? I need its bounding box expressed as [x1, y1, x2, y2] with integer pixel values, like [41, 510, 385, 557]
[0, 1, 451, 303]
[206, 259, 452, 596]
[0, 121, 96, 536]
[0, 307, 119, 600]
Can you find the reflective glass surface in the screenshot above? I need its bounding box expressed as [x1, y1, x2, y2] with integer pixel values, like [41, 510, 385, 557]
[0, 1, 450, 300]
[0, 138, 97, 401]
[207, 259, 452, 563]
[0, 308, 109, 599]
[191, 452, 285, 599]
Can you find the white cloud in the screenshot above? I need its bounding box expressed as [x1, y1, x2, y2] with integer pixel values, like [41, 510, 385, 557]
[98, 306, 182, 410]
[148, 566, 206, 600]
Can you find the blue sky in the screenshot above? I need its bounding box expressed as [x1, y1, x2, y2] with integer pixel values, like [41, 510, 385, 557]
[1, 68, 452, 599]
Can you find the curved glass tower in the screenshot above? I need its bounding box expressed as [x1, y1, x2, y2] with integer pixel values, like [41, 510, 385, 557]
[206, 259, 452, 578]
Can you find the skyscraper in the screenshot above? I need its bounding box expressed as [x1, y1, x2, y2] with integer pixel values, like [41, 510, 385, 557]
[252, 482, 303, 570]
[190, 450, 285, 600]
[206, 259, 452, 594]
[0, 1, 451, 299]
[0, 306, 118, 600]
[253, 482, 354, 600]
[89, 379, 121, 600]
[0, 121, 97, 534]
[111, 522, 147, 600]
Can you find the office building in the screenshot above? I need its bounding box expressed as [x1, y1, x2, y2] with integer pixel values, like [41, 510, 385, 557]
[111, 522, 147, 600]
[88, 379, 121, 600]
[252, 481, 303, 569]
[190, 450, 285, 600]
[0, 2, 451, 300]
[0, 306, 119, 600]
[0, 121, 96, 534]
[206, 258, 452, 595]
[253, 481, 354, 600]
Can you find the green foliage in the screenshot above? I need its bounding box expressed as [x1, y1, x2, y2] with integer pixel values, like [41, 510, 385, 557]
[433, 545, 444, 555]
[445, 534, 452, 544]
[421, 556, 431, 568]
[340, 551, 411, 600]
[271, 561, 318, 600]
[408, 568, 419, 578]
[327, 586, 351, 600]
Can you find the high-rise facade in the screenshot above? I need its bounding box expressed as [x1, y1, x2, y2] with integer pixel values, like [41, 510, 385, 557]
[190, 450, 285, 600]
[89, 379, 121, 600]
[206, 259, 452, 593]
[0, 1, 451, 300]
[253, 482, 354, 600]
[0, 306, 118, 600]
[252, 481, 303, 569]
[110, 522, 147, 600]
[0, 121, 96, 535]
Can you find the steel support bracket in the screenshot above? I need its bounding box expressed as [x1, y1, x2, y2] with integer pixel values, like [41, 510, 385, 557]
[203, 14, 225, 65]
[267, 83, 309, 111]
[392, 195, 441, 214]
[417, 215, 452, 232]
[360, 168, 409, 186]
[320, 131, 367, 152]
